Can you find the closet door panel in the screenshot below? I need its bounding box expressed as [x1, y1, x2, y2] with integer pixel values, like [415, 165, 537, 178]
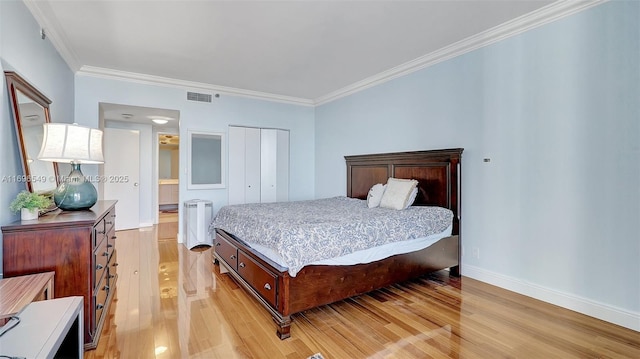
[276, 129, 289, 202]
[245, 127, 262, 204]
[260, 129, 278, 203]
[228, 126, 246, 205]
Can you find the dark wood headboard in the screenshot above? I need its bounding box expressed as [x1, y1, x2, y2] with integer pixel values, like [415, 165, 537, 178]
[345, 148, 463, 235]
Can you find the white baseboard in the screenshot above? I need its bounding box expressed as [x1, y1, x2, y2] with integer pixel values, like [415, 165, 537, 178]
[139, 222, 154, 228]
[462, 264, 639, 332]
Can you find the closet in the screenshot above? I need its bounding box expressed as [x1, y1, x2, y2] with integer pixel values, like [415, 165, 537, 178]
[228, 126, 289, 205]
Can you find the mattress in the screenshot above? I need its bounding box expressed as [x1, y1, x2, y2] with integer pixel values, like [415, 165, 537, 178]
[247, 224, 452, 269]
[211, 196, 453, 276]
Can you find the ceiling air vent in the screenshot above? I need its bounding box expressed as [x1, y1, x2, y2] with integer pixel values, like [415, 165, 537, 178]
[187, 91, 212, 103]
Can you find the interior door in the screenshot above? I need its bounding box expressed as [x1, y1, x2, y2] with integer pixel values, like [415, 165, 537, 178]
[104, 128, 140, 230]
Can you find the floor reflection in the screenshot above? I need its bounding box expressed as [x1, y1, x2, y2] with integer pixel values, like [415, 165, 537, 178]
[88, 212, 252, 358]
[177, 241, 215, 357]
[85, 213, 639, 358]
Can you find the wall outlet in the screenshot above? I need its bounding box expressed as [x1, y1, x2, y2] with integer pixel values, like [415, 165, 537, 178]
[472, 247, 480, 259]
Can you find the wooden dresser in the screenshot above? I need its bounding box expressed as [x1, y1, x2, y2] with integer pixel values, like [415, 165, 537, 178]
[1, 200, 117, 350]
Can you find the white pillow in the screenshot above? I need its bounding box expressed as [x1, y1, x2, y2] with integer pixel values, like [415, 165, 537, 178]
[380, 178, 418, 210]
[404, 187, 418, 209]
[366, 183, 386, 208]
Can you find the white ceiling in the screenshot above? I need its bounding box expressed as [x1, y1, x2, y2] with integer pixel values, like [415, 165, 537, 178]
[100, 102, 180, 129]
[25, 0, 577, 105]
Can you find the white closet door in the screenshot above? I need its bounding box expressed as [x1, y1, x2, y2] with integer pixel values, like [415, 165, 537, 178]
[227, 126, 246, 205]
[229, 126, 288, 205]
[244, 127, 261, 203]
[260, 129, 278, 203]
[276, 129, 289, 202]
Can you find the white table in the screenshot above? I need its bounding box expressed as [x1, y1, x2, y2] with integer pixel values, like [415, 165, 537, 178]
[0, 296, 83, 359]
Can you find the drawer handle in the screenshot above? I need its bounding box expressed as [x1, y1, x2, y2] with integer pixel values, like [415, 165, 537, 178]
[239, 262, 245, 268]
[215, 242, 221, 247]
[106, 221, 113, 225]
[103, 285, 110, 291]
[112, 262, 119, 267]
[96, 264, 104, 270]
[111, 236, 117, 240]
[97, 230, 106, 234]
[264, 283, 272, 291]
[107, 244, 114, 248]
[96, 303, 104, 310]
[109, 274, 115, 279]
[103, 251, 109, 256]
[230, 255, 236, 260]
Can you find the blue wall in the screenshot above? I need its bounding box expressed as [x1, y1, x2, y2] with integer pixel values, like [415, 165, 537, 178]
[0, 0, 74, 275]
[315, 1, 639, 328]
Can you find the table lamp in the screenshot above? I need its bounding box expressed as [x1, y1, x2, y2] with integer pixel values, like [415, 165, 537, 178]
[38, 123, 104, 210]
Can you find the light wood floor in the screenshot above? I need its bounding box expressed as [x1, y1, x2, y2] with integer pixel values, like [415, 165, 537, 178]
[86, 214, 640, 358]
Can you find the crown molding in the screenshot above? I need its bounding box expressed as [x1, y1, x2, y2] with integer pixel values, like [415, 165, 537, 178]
[24, 0, 313, 106]
[25, 0, 607, 108]
[77, 66, 315, 107]
[314, 0, 608, 106]
[23, 0, 82, 72]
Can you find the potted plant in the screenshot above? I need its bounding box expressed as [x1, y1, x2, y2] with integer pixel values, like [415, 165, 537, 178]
[9, 190, 53, 220]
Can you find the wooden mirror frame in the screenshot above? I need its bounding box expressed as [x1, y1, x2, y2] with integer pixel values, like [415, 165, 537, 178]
[5, 71, 59, 193]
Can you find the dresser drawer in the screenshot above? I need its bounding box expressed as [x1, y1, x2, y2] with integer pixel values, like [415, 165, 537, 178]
[107, 226, 116, 245]
[94, 237, 109, 287]
[93, 208, 115, 248]
[93, 218, 107, 248]
[104, 209, 116, 234]
[106, 227, 116, 262]
[92, 274, 110, 333]
[215, 234, 238, 269]
[237, 251, 277, 308]
[108, 250, 118, 287]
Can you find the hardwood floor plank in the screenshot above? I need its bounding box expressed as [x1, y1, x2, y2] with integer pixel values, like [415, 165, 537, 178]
[84, 215, 640, 358]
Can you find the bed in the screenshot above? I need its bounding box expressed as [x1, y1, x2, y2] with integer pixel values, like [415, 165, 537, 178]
[211, 148, 463, 339]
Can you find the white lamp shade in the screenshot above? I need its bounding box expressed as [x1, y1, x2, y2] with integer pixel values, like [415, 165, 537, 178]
[38, 123, 104, 164]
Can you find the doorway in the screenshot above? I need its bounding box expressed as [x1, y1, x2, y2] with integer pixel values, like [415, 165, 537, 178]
[99, 103, 180, 228]
[158, 132, 180, 210]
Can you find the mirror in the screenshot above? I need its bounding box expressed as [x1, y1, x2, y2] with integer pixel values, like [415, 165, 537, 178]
[5, 71, 59, 193]
[187, 130, 225, 189]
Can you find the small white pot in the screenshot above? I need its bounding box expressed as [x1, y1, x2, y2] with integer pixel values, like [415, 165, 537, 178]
[21, 208, 39, 220]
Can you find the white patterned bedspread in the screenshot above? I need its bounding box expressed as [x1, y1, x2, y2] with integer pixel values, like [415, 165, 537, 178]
[210, 196, 453, 277]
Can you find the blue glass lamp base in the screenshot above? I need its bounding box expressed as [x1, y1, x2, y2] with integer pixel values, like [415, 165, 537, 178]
[54, 164, 98, 210]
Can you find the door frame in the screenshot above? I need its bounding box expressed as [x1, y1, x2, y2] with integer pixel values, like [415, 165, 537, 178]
[155, 129, 180, 225]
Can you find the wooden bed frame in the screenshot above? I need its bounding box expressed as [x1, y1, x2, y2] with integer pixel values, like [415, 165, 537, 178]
[213, 148, 463, 339]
